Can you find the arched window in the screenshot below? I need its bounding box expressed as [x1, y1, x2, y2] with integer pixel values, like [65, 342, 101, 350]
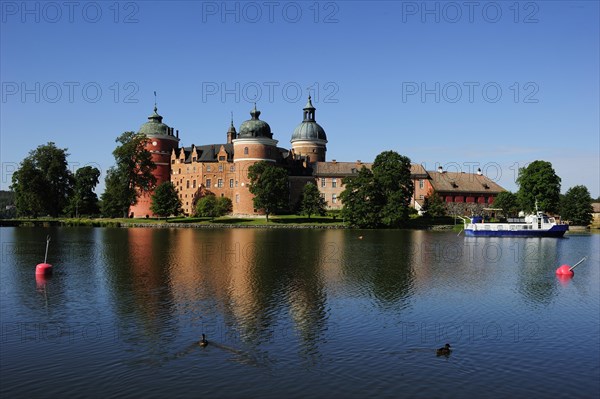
[244, 147, 249, 155]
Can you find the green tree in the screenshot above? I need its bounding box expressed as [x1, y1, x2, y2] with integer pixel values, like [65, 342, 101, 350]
[372, 151, 414, 227]
[196, 194, 218, 219]
[561, 185, 593, 226]
[100, 167, 130, 218]
[0, 191, 16, 219]
[493, 191, 519, 217]
[66, 166, 100, 217]
[11, 142, 73, 217]
[422, 191, 446, 217]
[101, 132, 156, 217]
[517, 160, 561, 213]
[195, 194, 231, 219]
[215, 196, 233, 216]
[247, 161, 289, 221]
[301, 182, 326, 218]
[150, 181, 182, 220]
[340, 166, 385, 228]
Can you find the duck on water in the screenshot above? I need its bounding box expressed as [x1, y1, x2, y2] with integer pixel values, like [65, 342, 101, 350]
[437, 343, 452, 357]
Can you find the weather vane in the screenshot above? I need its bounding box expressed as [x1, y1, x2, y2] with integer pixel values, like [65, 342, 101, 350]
[154, 91, 157, 109]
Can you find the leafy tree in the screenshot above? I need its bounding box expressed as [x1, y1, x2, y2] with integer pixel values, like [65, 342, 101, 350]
[422, 191, 446, 217]
[301, 182, 326, 218]
[561, 185, 593, 226]
[150, 181, 182, 220]
[196, 194, 218, 219]
[372, 151, 414, 227]
[195, 194, 231, 219]
[247, 161, 289, 221]
[0, 190, 17, 219]
[66, 166, 100, 217]
[101, 132, 156, 217]
[11, 142, 73, 217]
[517, 160, 561, 213]
[216, 196, 233, 216]
[100, 168, 127, 217]
[493, 191, 519, 217]
[340, 166, 385, 228]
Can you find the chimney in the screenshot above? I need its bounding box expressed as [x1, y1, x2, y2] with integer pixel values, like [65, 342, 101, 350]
[477, 168, 483, 176]
[438, 166, 443, 173]
[176, 129, 179, 138]
[332, 159, 337, 164]
[356, 160, 362, 166]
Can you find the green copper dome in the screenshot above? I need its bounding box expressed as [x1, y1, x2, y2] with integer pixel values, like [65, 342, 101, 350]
[138, 106, 172, 137]
[238, 104, 272, 139]
[291, 121, 327, 142]
[291, 96, 327, 142]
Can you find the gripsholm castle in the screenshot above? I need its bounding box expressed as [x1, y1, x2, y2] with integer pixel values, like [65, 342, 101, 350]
[129, 97, 504, 217]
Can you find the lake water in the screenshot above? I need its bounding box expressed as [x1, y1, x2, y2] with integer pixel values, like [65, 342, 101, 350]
[1, 227, 598, 398]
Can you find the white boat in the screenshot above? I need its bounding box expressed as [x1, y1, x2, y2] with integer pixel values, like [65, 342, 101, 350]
[462, 208, 568, 238]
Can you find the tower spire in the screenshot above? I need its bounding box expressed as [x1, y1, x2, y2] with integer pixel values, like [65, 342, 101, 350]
[153, 91, 158, 113]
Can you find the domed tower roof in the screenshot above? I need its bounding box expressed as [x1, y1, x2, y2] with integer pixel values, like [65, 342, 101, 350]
[138, 106, 175, 138]
[291, 96, 327, 142]
[238, 104, 273, 139]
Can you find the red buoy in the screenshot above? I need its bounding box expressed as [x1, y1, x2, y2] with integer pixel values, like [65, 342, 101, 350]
[36, 263, 53, 275]
[35, 236, 53, 276]
[555, 264, 574, 277]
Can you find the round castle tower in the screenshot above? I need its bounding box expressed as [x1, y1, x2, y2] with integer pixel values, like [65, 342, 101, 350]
[232, 104, 279, 215]
[129, 106, 179, 218]
[290, 95, 327, 163]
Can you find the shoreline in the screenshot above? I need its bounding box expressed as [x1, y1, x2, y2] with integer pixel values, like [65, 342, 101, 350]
[0, 218, 460, 230]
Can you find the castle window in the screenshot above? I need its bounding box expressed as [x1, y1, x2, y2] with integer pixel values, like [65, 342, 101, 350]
[171, 159, 175, 164]
[206, 178, 212, 188]
[244, 147, 248, 155]
[419, 179, 424, 189]
[235, 194, 240, 203]
[186, 180, 190, 189]
[219, 164, 223, 172]
[193, 180, 196, 188]
[332, 178, 337, 188]
[178, 168, 181, 174]
[235, 181, 238, 187]
[192, 157, 196, 162]
[229, 179, 234, 188]
[207, 165, 211, 172]
[217, 179, 223, 188]
[419, 195, 424, 200]
[321, 178, 326, 187]
[230, 165, 235, 172]
[332, 194, 337, 204]
[193, 166, 196, 173]
[187, 167, 190, 173]
[219, 156, 225, 161]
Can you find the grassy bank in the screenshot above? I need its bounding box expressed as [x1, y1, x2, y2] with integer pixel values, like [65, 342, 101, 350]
[0, 215, 346, 228]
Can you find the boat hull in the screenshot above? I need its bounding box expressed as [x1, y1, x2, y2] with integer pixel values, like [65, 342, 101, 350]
[464, 225, 568, 237]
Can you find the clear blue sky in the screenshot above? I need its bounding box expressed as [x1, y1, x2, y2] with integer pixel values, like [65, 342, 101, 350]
[1, 1, 599, 197]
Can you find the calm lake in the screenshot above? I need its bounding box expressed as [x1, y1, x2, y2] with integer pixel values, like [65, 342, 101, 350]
[1, 227, 598, 398]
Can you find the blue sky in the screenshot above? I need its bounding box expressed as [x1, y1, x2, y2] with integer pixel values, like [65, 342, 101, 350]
[1, 1, 599, 197]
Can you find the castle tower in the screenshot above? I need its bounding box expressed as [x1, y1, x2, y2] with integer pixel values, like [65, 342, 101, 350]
[290, 95, 327, 163]
[129, 105, 180, 218]
[232, 104, 279, 214]
[227, 116, 237, 144]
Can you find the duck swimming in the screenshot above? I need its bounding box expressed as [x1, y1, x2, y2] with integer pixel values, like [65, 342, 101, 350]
[436, 343, 451, 356]
[199, 334, 208, 347]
